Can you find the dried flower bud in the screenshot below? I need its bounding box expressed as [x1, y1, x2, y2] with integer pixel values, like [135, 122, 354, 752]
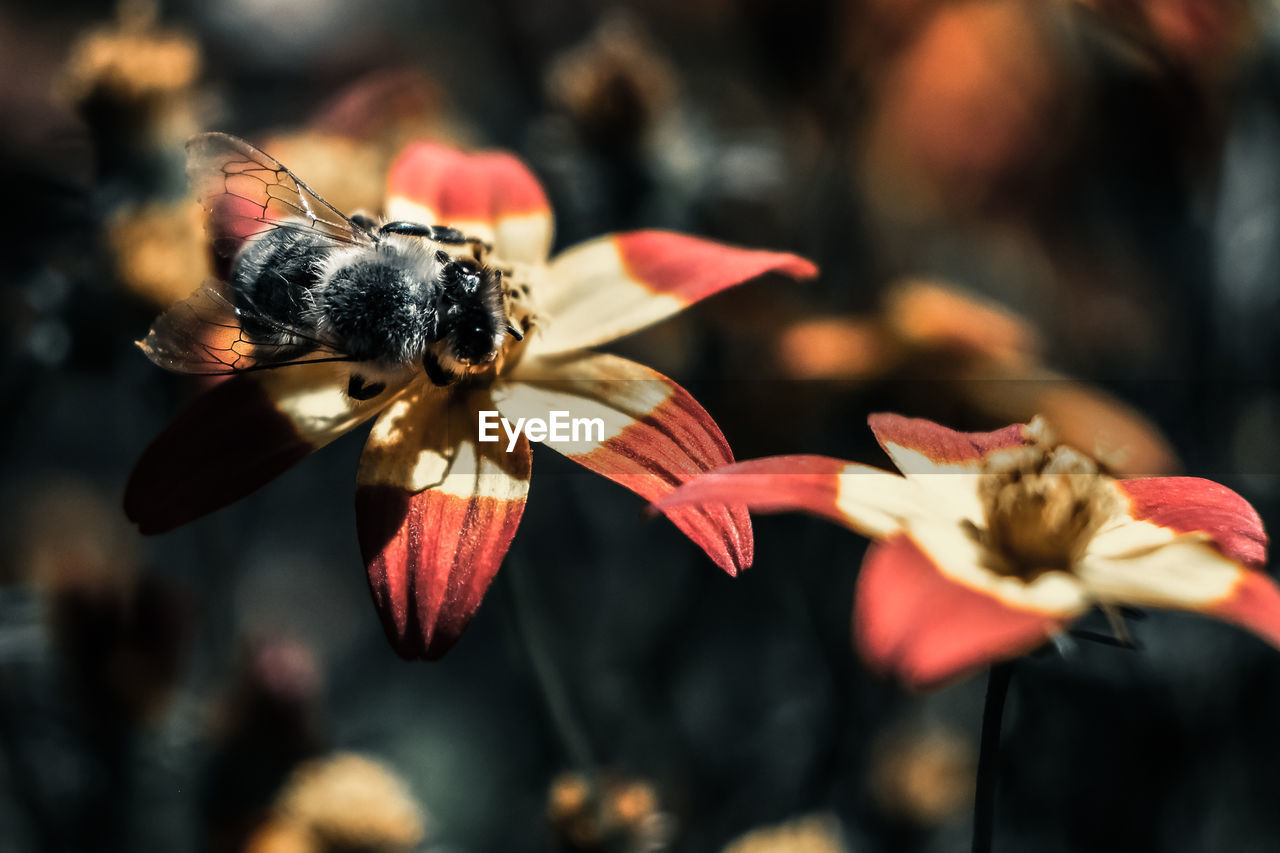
[547, 771, 672, 852]
[545, 14, 677, 147]
[869, 727, 976, 824]
[62, 0, 200, 105]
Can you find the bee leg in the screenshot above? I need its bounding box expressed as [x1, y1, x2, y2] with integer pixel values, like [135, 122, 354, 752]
[428, 225, 469, 244]
[351, 213, 379, 230]
[379, 222, 469, 244]
[422, 352, 454, 387]
[347, 374, 386, 400]
[466, 237, 494, 263]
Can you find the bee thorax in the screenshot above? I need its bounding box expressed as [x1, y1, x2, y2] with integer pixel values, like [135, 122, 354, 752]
[317, 247, 437, 365]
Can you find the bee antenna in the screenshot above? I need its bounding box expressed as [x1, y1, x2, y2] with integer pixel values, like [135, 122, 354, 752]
[505, 323, 524, 341]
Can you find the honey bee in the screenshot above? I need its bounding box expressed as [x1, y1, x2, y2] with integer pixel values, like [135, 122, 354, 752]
[139, 132, 524, 399]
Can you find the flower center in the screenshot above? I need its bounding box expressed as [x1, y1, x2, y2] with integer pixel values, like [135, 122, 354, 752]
[977, 440, 1117, 581]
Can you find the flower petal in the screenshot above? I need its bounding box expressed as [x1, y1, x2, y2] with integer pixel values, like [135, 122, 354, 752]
[1204, 570, 1280, 650]
[1077, 536, 1244, 610]
[1075, 535, 1280, 649]
[384, 141, 552, 264]
[125, 363, 397, 534]
[530, 230, 818, 355]
[357, 387, 531, 660]
[867, 412, 1031, 474]
[1082, 481, 1278, 649]
[857, 534, 1073, 689]
[653, 455, 923, 539]
[1113, 477, 1267, 571]
[496, 352, 751, 574]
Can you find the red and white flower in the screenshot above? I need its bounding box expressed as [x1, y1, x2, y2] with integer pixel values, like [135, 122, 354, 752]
[656, 414, 1279, 688]
[126, 141, 817, 659]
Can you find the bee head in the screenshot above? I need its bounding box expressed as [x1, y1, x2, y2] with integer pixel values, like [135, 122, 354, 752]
[438, 259, 507, 366]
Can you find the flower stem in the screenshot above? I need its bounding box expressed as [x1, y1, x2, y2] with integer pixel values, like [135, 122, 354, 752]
[502, 558, 596, 772]
[972, 661, 1015, 853]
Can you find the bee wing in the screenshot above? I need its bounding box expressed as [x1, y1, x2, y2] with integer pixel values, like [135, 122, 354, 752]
[139, 280, 350, 375]
[187, 132, 377, 276]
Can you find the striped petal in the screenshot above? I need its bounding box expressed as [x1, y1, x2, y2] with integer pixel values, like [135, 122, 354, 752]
[495, 352, 751, 575]
[126, 363, 398, 534]
[653, 455, 924, 540]
[357, 386, 531, 660]
[384, 141, 553, 264]
[856, 534, 1074, 689]
[530, 230, 818, 355]
[1114, 477, 1267, 571]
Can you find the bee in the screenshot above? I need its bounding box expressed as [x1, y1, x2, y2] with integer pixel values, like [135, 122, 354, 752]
[139, 132, 524, 400]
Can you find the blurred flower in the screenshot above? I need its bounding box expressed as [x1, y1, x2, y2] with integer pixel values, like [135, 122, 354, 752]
[243, 823, 312, 853]
[258, 68, 479, 218]
[774, 278, 1178, 477]
[107, 199, 207, 307]
[1075, 0, 1256, 79]
[721, 813, 848, 853]
[859, 0, 1074, 222]
[242, 753, 425, 853]
[306, 68, 446, 144]
[547, 771, 673, 852]
[776, 278, 1039, 380]
[882, 278, 1038, 367]
[659, 414, 1279, 688]
[126, 139, 817, 659]
[869, 724, 975, 824]
[60, 0, 202, 150]
[62, 0, 199, 105]
[15, 479, 187, 724]
[18, 479, 139, 594]
[205, 637, 326, 853]
[545, 13, 678, 150]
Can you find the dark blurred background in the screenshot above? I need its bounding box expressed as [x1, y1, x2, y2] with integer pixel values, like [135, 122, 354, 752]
[4, 0, 1280, 850]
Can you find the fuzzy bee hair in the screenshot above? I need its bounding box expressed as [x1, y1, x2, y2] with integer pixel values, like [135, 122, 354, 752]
[308, 232, 508, 382]
[313, 234, 447, 366]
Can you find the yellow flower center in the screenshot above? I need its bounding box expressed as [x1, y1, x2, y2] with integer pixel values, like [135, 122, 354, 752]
[977, 439, 1117, 581]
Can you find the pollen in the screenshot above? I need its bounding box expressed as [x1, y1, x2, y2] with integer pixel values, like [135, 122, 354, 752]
[977, 425, 1118, 581]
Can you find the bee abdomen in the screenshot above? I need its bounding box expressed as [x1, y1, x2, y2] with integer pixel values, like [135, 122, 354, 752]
[321, 256, 437, 365]
[230, 229, 329, 348]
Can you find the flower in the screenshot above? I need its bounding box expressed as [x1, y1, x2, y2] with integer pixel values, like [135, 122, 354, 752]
[255, 752, 426, 853]
[62, 0, 201, 106]
[722, 813, 848, 853]
[546, 771, 672, 851]
[868, 724, 974, 824]
[656, 414, 1280, 688]
[125, 139, 817, 659]
[772, 277, 1179, 477]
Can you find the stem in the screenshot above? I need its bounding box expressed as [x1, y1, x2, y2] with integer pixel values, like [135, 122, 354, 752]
[501, 559, 596, 772]
[972, 661, 1016, 853]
